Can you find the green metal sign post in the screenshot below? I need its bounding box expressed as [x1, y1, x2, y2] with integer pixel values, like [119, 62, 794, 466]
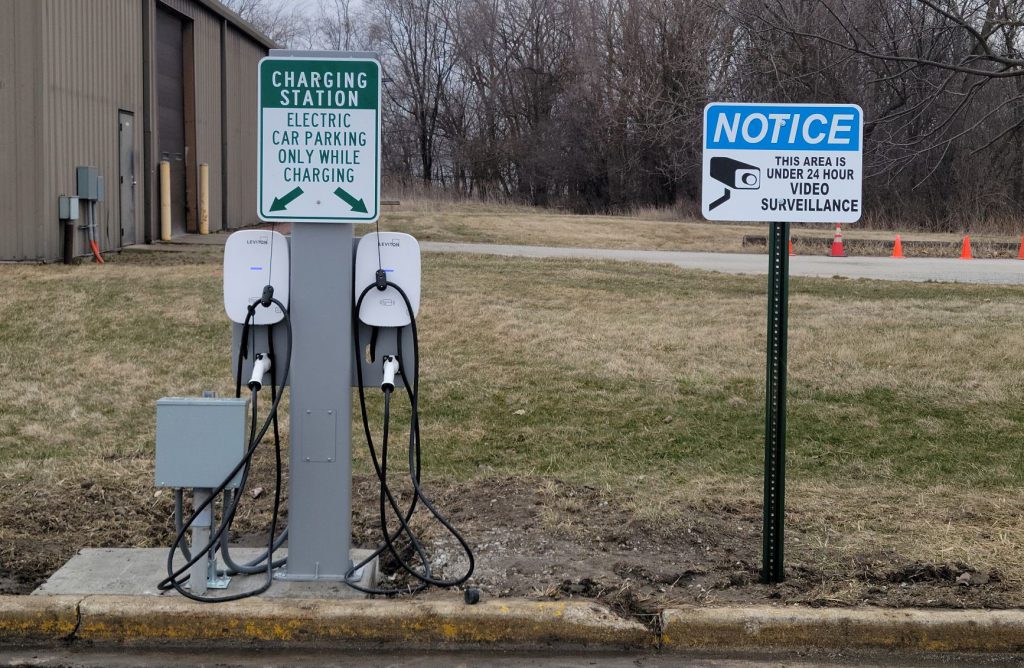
[762, 220, 790, 584]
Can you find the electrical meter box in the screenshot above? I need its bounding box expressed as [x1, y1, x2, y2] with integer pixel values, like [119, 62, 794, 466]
[155, 397, 249, 489]
[76, 166, 99, 201]
[58, 196, 80, 221]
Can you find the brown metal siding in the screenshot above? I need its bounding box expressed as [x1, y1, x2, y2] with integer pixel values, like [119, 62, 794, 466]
[39, 0, 144, 259]
[224, 24, 263, 230]
[0, 0, 44, 260]
[0, 0, 267, 260]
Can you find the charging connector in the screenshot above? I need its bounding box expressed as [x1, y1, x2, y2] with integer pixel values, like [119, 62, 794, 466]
[381, 355, 399, 393]
[248, 353, 272, 391]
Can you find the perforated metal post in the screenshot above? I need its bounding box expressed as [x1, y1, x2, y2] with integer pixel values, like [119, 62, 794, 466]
[763, 220, 789, 584]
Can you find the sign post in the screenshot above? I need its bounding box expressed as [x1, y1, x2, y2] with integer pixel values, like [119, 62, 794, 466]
[702, 103, 863, 583]
[257, 51, 381, 581]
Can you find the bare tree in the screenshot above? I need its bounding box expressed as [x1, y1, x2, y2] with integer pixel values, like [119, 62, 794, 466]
[221, 0, 312, 48]
[722, 0, 1024, 228]
[314, 0, 360, 50]
[366, 0, 459, 186]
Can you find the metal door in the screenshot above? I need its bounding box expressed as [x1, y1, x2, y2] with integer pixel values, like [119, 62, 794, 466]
[119, 111, 136, 246]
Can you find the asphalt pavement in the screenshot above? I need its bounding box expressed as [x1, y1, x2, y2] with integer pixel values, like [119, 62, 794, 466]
[2, 648, 1021, 667]
[421, 242, 1024, 285]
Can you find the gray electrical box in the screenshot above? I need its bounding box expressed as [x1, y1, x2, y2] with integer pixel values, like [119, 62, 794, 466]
[155, 397, 249, 489]
[95, 175, 105, 203]
[58, 196, 80, 221]
[76, 166, 99, 201]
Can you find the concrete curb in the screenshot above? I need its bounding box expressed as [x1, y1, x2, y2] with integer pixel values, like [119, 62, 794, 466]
[4, 595, 1024, 653]
[0, 595, 79, 641]
[73, 595, 653, 649]
[661, 606, 1024, 653]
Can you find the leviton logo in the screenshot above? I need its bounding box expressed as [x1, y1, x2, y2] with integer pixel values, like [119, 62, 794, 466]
[247, 239, 269, 245]
[379, 240, 401, 247]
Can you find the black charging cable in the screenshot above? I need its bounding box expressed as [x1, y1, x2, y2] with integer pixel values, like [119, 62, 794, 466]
[158, 287, 291, 602]
[350, 279, 475, 595]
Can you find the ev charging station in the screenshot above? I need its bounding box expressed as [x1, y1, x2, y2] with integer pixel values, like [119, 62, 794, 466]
[155, 51, 472, 601]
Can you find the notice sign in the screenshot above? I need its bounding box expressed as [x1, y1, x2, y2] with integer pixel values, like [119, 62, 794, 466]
[258, 56, 381, 223]
[702, 103, 863, 223]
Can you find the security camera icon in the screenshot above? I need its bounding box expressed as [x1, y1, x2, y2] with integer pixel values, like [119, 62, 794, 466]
[708, 157, 760, 211]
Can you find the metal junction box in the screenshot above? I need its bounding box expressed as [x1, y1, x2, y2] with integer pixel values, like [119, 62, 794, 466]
[76, 166, 99, 201]
[155, 397, 249, 489]
[58, 196, 80, 221]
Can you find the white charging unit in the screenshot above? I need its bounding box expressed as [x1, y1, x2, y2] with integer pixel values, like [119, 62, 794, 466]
[223, 230, 290, 325]
[354, 232, 421, 327]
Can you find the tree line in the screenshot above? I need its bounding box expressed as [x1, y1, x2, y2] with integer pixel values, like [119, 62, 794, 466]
[228, 0, 1024, 230]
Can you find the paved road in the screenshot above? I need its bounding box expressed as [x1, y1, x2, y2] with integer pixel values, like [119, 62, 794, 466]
[422, 242, 1024, 285]
[3, 648, 1020, 667]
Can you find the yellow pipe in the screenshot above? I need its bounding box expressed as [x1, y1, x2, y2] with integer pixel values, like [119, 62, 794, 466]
[199, 163, 210, 235]
[159, 160, 171, 241]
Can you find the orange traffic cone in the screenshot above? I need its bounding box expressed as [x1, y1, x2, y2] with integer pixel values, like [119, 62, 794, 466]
[960, 235, 972, 260]
[1017, 235, 1024, 260]
[892, 235, 904, 259]
[789, 239, 795, 256]
[829, 225, 846, 257]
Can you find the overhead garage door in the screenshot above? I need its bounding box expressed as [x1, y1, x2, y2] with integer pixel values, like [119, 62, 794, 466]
[156, 6, 187, 236]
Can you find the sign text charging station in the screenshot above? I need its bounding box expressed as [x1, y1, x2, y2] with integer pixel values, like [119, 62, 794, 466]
[257, 51, 381, 582]
[258, 55, 381, 222]
[701, 103, 863, 583]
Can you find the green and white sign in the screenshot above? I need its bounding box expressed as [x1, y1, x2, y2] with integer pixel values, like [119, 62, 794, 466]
[257, 55, 381, 223]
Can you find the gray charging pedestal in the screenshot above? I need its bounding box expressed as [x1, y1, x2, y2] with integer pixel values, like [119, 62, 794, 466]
[276, 222, 355, 581]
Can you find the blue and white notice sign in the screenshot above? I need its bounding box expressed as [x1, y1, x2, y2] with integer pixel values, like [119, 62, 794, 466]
[702, 103, 863, 223]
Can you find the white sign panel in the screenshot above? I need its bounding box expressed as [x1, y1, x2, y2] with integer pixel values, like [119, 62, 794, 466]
[258, 55, 381, 223]
[702, 103, 863, 223]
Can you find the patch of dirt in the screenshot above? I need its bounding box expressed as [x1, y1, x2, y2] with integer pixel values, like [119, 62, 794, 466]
[6, 471, 1020, 618]
[360, 476, 1024, 618]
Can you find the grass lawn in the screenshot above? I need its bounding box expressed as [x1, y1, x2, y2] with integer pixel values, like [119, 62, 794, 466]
[1, 245, 1023, 611]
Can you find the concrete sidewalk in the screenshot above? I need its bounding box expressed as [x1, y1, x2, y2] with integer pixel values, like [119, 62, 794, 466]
[421, 242, 1024, 285]
[135, 235, 1024, 285]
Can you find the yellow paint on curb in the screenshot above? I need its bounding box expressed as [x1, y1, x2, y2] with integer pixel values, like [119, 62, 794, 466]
[0, 596, 79, 640]
[5, 594, 1024, 654]
[73, 595, 654, 649]
[661, 606, 1024, 653]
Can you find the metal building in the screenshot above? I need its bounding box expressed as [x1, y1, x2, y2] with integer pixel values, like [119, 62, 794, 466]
[0, 0, 274, 261]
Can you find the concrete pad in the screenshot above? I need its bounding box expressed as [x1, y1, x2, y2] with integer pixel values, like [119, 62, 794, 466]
[661, 606, 1024, 653]
[33, 548, 377, 600]
[74, 594, 654, 649]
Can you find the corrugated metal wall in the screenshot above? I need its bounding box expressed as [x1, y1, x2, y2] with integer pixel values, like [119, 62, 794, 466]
[0, 1, 45, 261]
[223, 24, 263, 230]
[40, 0, 144, 259]
[0, 0, 268, 260]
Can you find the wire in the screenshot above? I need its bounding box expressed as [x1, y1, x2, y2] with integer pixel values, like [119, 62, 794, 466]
[350, 280, 475, 595]
[159, 296, 291, 602]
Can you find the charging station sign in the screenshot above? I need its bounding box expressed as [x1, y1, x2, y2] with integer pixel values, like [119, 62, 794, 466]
[702, 103, 863, 223]
[257, 55, 381, 223]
